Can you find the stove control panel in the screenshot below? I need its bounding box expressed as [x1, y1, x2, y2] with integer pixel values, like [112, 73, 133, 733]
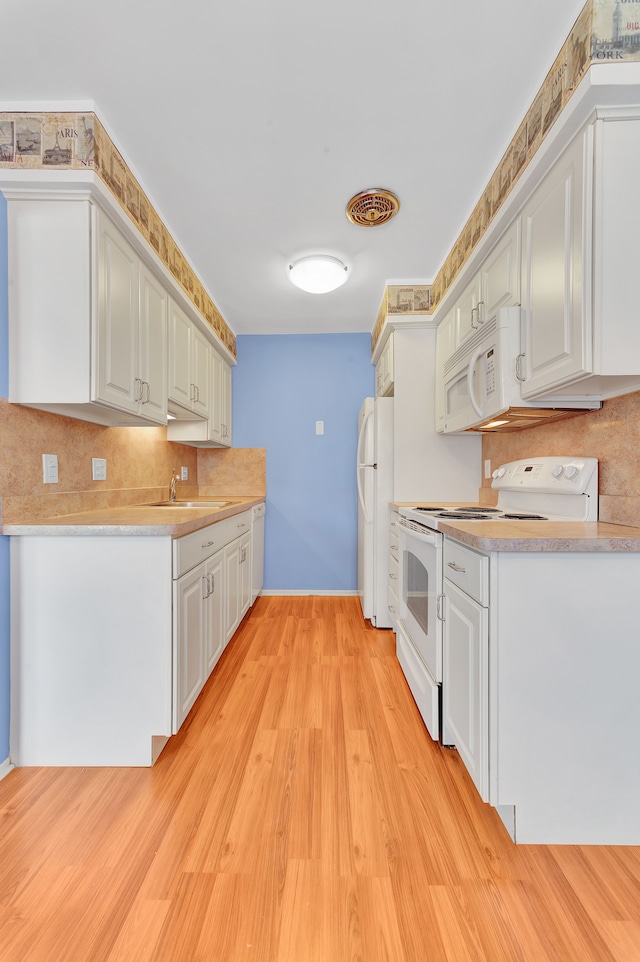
[491, 457, 598, 497]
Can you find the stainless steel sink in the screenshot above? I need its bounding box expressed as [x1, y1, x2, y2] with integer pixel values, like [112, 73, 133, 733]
[148, 500, 234, 508]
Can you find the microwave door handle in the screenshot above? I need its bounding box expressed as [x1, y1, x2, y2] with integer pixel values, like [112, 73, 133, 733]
[467, 346, 484, 418]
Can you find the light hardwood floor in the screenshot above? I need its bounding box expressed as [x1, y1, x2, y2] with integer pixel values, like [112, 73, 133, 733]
[1, 596, 640, 961]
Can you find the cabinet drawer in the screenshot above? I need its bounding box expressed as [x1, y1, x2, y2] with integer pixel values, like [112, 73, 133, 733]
[173, 510, 252, 577]
[388, 584, 399, 623]
[389, 553, 399, 591]
[443, 539, 488, 605]
[390, 515, 400, 560]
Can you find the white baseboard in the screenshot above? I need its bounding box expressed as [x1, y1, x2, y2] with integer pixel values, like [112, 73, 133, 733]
[261, 589, 358, 597]
[0, 757, 15, 781]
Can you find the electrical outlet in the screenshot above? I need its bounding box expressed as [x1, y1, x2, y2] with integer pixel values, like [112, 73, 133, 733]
[92, 458, 107, 481]
[181, 466, 189, 481]
[484, 459, 491, 479]
[42, 454, 59, 484]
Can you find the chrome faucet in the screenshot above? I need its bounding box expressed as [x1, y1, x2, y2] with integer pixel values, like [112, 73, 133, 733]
[170, 470, 177, 502]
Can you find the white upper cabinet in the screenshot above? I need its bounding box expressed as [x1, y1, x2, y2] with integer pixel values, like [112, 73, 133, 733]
[167, 299, 211, 420]
[520, 128, 587, 398]
[520, 116, 640, 401]
[375, 334, 394, 397]
[8, 197, 168, 426]
[480, 218, 520, 321]
[453, 219, 520, 350]
[167, 344, 232, 448]
[455, 273, 483, 347]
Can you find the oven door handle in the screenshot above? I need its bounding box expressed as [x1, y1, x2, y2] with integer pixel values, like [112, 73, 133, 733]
[398, 519, 440, 545]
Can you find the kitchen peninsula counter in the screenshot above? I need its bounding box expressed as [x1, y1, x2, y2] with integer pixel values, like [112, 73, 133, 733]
[2, 496, 264, 538]
[392, 502, 640, 552]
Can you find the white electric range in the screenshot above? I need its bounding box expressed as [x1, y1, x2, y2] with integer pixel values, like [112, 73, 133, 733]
[393, 456, 598, 745]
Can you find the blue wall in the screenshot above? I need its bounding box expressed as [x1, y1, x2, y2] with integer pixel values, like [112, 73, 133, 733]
[233, 333, 374, 592]
[0, 192, 9, 762]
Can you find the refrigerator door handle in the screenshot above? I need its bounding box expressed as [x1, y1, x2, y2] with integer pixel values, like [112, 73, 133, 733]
[356, 406, 375, 524]
[357, 464, 372, 524]
[357, 407, 374, 467]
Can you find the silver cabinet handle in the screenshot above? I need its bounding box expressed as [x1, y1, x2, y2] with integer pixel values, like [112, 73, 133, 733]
[436, 594, 445, 621]
[210, 573, 215, 594]
[447, 562, 466, 573]
[388, 605, 397, 614]
[389, 573, 397, 580]
[515, 353, 525, 382]
[141, 380, 150, 404]
[202, 574, 210, 600]
[470, 306, 479, 329]
[237, 522, 247, 529]
[477, 300, 485, 324]
[134, 377, 143, 402]
[202, 540, 216, 548]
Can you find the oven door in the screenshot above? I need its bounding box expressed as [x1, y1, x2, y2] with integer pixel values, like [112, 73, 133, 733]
[396, 518, 443, 739]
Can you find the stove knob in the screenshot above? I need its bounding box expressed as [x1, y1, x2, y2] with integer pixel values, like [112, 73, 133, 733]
[492, 467, 506, 479]
[552, 464, 564, 478]
[565, 464, 579, 480]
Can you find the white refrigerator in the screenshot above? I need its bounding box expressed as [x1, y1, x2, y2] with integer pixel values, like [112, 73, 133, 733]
[357, 397, 394, 627]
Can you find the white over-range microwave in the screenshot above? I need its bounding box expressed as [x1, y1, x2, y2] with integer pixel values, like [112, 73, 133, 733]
[440, 307, 599, 434]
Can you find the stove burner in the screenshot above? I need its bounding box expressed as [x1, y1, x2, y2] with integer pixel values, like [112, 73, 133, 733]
[436, 511, 494, 520]
[414, 506, 442, 512]
[500, 513, 547, 520]
[456, 506, 502, 513]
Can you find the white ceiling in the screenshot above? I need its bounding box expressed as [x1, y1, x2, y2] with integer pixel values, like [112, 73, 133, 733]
[2, 0, 586, 337]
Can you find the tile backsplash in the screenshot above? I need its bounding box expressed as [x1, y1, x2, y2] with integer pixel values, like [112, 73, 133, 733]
[481, 390, 640, 527]
[0, 398, 265, 523]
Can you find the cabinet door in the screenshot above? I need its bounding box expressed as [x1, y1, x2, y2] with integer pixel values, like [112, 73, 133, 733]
[435, 310, 455, 433]
[139, 264, 168, 424]
[174, 564, 207, 732]
[480, 219, 521, 321]
[168, 300, 192, 411]
[191, 327, 211, 420]
[209, 349, 224, 444]
[205, 550, 224, 675]
[520, 129, 590, 398]
[94, 211, 139, 413]
[221, 361, 232, 444]
[224, 539, 241, 643]
[455, 274, 482, 347]
[442, 579, 488, 800]
[239, 531, 252, 620]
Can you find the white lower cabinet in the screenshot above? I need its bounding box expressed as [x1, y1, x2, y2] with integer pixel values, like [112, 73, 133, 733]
[441, 536, 640, 845]
[173, 511, 253, 730]
[224, 529, 251, 642]
[9, 506, 262, 767]
[388, 511, 400, 629]
[173, 548, 225, 732]
[442, 540, 489, 802]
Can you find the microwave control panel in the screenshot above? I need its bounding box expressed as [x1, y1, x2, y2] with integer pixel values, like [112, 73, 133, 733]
[485, 347, 497, 398]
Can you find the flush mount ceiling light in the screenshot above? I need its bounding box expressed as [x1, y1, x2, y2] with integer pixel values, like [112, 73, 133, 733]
[346, 188, 400, 227]
[288, 254, 349, 294]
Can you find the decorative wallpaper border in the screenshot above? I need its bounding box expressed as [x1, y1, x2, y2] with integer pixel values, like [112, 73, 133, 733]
[372, 0, 640, 352]
[0, 111, 236, 358]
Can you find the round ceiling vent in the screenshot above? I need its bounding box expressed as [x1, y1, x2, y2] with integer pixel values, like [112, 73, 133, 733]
[346, 188, 400, 227]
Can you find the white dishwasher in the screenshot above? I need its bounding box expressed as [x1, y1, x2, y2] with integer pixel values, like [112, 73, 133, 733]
[251, 502, 266, 604]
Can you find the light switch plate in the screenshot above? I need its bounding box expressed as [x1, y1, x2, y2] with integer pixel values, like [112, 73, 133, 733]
[181, 466, 189, 481]
[92, 458, 107, 481]
[315, 420, 324, 435]
[42, 454, 58, 484]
